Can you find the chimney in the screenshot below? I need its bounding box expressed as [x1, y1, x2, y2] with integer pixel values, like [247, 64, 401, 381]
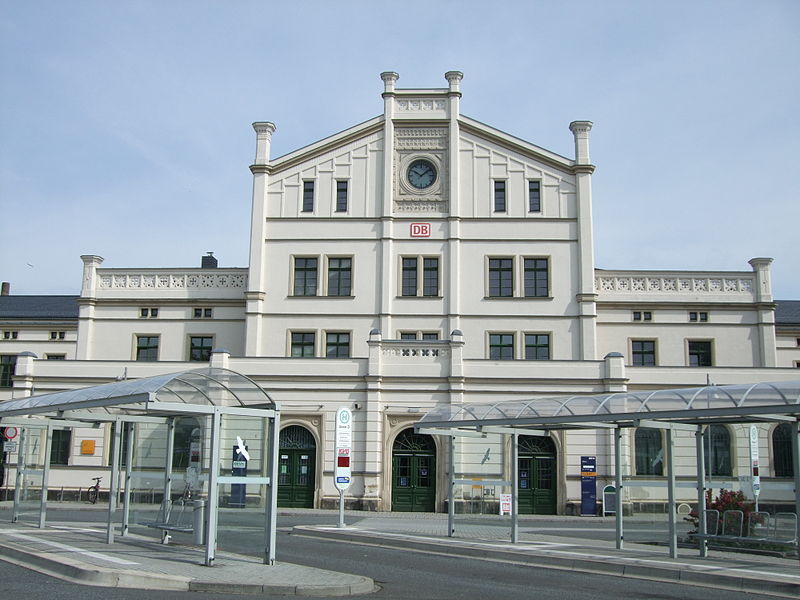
[201, 252, 218, 269]
[1, 282, 9, 296]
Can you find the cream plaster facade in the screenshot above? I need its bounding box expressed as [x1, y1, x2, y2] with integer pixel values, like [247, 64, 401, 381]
[1, 72, 798, 514]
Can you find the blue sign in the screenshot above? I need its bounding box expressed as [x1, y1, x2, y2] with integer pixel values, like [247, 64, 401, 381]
[580, 456, 596, 516]
[336, 476, 350, 484]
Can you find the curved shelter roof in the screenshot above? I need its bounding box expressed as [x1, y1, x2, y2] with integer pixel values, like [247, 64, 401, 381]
[0, 368, 275, 419]
[418, 380, 800, 431]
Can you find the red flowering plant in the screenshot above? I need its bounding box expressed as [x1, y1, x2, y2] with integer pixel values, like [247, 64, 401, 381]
[684, 488, 756, 534]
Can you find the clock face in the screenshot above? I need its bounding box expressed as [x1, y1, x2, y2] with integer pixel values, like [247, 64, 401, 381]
[407, 159, 437, 189]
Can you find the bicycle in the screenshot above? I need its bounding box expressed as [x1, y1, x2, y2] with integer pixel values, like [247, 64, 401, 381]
[86, 476, 102, 504]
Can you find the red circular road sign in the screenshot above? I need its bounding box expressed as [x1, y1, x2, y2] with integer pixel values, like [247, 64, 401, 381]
[3, 427, 18, 440]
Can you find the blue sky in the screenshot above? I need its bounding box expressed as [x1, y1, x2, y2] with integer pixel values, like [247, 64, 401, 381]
[1, 0, 798, 298]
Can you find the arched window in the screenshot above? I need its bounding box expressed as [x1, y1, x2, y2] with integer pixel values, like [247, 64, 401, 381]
[703, 424, 732, 477]
[635, 428, 663, 476]
[773, 423, 794, 478]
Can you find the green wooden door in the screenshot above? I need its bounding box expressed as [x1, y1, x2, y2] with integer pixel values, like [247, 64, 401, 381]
[392, 429, 436, 512]
[277, 426, 316, 508]
[518, 436, 557, 515]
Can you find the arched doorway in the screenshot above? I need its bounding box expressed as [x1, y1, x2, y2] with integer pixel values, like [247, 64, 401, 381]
[517, 435, 557, 514]
[278, 425, 316, 508]
[392, 428, 436, 512]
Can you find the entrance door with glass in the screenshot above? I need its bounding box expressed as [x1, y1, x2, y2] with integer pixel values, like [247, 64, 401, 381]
[517, 435, 557, 514]
[391, 429, 436, 512]
[277, 425, 316, 508]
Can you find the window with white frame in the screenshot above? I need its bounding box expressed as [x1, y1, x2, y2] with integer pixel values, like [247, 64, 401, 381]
[489, 333, 514, 360]
[524, 333, 550, 360]
[487, 256, 551, 299]
[528, 180, 541, 213]
[302, 181, 315, 212]
[400, 256, 439, 297]
[325, 331, 351, 358]
[49, 331, 66, 340]
[632, 311, 652, 321]
[2, 331, 18, 340]
[293, 257, 318, 296]
[290, 331, 315, 357]
[327, 257, 352, 296]
[139, 308, 158, 318]
[689, 311, 708, 322]
[493, 180, 506, 212]
[193, 307, 213, 319]
[335, 181, 348, 213]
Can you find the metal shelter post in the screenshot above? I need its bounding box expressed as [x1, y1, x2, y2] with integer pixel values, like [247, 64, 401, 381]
[265, 414, 280, 565]
[205, 409, 222, 566]
[614, 427, 623, 549]
[121, 421, 134, 537]
[39, 424, 53, 529]
[511, 432, 519, 543]
[12, 426, 27, 522]
[107, 417, 122, 544]
[793, 421, 800, 565]
[448, 435, 455, 537]
[164, 417, 176, 505]
[695, 426, 707, 557]
[665, 428, 677, 558]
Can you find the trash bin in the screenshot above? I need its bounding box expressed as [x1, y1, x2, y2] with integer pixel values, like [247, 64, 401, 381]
[193, 499, 206, 545]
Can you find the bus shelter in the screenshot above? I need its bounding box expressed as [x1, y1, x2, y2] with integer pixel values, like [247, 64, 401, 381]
[416, 379, 800, 561]
[0, 367, 280, 566]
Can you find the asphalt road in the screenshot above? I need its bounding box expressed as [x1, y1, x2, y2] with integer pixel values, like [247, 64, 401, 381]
[0, 508, 785, 600]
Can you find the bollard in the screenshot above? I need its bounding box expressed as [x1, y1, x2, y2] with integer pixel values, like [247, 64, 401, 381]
[193, 499, 206, 545]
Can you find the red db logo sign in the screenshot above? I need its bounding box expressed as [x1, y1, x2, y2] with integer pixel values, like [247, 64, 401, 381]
[410, 223, 430, 237]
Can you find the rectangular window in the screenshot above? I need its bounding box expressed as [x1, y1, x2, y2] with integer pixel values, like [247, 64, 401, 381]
[689, 311, 708, 322]
[3, 331, 18, 340]
[50, 429, 71, 466]
[193, 308, 213, 318]
[302, 181, 314, 212]
[325, 332, 350, 358]
[336, 181, 348, 212]
[528, 181, 541, 213]
[632, 311, 652, 321]
[50, 331, 66, 340]
[493, 180, 506, 212]
[688, 340, 713, 367]
[135, 335, 159, 361]
[422, 258, 439, 297]
[140, 308, 158, 318]
[0, 355, 17, 387]
[291, 332, 315, 357]
[327, 257, 352, 296]
[632, 340, 656, 366]
[293, 257, 318, 296]
[401, 258, 418, 296]
[46, 354, 66, 360]
[524, 334, 550, 360]
[401, 256, 439, 297]
[421, 332, 439, 341]
[400, 332, 417, 340]
[489, 333, 514, 360]
[189, 336, 213, 362]
[488, 258, 513, 297]
[523, 258, 549, 297]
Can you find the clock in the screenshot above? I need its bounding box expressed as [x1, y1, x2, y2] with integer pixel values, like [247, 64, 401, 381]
[407, 159, 437, 189]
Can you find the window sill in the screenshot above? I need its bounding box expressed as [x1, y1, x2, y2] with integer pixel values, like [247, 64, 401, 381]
[484, 296, 553, 300]
[396, 295, 444, 299]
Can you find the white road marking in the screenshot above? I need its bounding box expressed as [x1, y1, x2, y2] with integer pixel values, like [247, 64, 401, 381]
[6, 532, 139, 566]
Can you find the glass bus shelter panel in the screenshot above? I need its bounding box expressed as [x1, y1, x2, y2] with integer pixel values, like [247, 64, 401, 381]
[454, 435, 507, 481]
[14, 427, 47, 523]
[218, 413, 269, 510]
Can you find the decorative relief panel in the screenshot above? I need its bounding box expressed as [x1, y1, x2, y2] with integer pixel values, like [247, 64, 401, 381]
[396, 98, 447, 112]
[394, 127, 448, 213]
[595, 275, 754, 295]
[98, 271, 247, 290]
[382, 346, 451, 358]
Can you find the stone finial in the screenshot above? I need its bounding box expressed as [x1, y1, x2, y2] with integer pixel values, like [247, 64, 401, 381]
[445, 71, 463, 93]
[252, 122, 276, 165]
[380, 71, 399, 94]
[569, 121, 593, 165]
